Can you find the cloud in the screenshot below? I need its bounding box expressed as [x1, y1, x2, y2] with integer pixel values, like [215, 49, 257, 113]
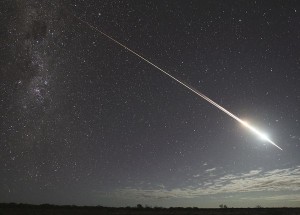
[205, 168, 217, 172]
[241, 194, 300, 202]
[290, 135, 300, 141]
[193, 166, 217, 177]
[111, 166, 300, 200]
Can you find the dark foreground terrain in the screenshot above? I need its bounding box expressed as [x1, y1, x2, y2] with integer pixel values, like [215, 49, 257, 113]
[0, 203, 299, 215]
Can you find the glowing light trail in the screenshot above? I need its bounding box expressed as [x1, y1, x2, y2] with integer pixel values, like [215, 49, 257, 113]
[72, 15, 282, 151]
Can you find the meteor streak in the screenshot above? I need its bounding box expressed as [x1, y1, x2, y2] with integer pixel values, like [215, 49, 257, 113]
[72, 14, 282, 151]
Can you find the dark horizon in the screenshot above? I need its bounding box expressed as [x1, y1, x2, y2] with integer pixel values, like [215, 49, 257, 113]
[1, 202, 300, 208]
[2, 203, 300, 215]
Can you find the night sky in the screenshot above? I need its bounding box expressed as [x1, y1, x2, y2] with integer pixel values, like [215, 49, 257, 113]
[1, 0, 300, 208]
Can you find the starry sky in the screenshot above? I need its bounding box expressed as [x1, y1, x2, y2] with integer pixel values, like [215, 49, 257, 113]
[1, 0, 300, 208]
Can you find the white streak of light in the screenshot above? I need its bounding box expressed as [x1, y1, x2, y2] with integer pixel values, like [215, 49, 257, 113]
[72, 14, 282, 151]
[241, 121, 282, 150]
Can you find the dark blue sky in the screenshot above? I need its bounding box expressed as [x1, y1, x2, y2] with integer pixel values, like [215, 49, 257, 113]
[0, 0, 299, 208]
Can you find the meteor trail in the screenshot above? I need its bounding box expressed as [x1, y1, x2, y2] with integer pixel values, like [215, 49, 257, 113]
[72, 14, 282, 151]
